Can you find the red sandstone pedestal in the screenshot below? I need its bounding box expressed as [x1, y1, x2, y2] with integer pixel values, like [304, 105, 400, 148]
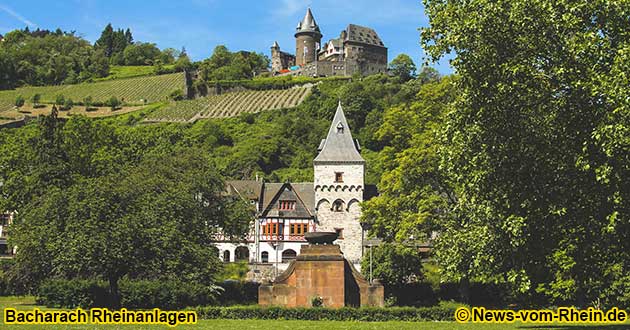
[258, 244, 384, 307]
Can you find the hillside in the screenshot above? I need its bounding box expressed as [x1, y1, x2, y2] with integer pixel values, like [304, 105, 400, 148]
[145, 85, 312, 122]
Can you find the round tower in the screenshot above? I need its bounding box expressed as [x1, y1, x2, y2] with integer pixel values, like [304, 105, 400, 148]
[295, 8, 322, 66]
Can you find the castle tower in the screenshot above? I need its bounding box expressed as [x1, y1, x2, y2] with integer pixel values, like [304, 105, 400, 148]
[295, 8, 322, 66]
[271, 41, 282, 73]
[314, 102, 365, 264]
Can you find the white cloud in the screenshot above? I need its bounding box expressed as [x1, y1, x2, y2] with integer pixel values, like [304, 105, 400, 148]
[274, 0, 311, 18]
[0, 5, 38, 28]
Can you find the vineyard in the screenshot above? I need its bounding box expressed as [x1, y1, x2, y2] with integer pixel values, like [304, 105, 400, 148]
[145, 85, 312, 122]
[0, 72, 185, 114]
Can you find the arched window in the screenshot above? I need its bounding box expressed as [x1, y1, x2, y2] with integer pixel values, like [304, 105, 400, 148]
[235, 246, 249, 262]
[281, 249, 297, 263]
[222, 250, 230, 263]
[261, 251, 269, 263]
[332, 200, 345, 212]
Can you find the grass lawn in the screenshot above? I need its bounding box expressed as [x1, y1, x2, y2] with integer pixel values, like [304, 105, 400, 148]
[1, 296, 629, 330]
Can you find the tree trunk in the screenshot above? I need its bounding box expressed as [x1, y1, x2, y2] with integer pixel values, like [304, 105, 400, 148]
[459, 276, 470, 304]
[109, 275, 120, 308]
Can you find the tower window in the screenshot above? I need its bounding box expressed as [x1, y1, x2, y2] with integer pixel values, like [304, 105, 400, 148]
[336, 122, 344, 133]
[332, 200, 345, 212]
[335, 172, 344, 183]
[335, 228, 344, 239]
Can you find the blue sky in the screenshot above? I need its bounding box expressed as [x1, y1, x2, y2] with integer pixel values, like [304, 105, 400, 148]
[0, 0, 453, 74]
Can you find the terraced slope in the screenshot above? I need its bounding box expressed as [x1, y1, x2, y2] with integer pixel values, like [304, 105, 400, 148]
[145, 85, 312, 123]
[0, 72, 185, 114]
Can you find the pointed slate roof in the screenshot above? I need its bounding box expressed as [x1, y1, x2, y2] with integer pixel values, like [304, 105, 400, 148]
[295, 8, 321, 35]
[314, 102, 365, 164]
[272, 41, 280, 48]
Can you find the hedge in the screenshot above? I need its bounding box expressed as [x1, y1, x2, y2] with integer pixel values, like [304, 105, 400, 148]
[194, 302, 462, 322]
[37, 279, 220, 309]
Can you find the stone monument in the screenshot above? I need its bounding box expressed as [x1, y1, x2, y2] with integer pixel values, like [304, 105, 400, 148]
[258, 232, 384, 308]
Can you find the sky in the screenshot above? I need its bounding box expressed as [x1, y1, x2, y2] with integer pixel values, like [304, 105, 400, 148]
[0, 0, 453, 74]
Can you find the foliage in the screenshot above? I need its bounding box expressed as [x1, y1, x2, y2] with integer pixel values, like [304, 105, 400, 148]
[123, 42, 162, 66]
[30, 94, 41, 106]
[216, 281, 259, 305]
[14, 95, 24, 108]
[389, 54, 417, 82]
[37, 279, 220, 309]
[0, 28, 109, 89]
[194, 301, 464, 321]
[422, 0, 630, 307]
[361, 77, 454, 243]
[168, 89, 185, 101]
[95, 24, 133, 61]
[106, 96, 121, 110]
[198, 46, 270, 81]
[361, 244, 424, 287]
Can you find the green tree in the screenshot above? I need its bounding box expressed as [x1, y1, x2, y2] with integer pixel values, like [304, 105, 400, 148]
[14, 95, 25, 108]
[83, 96, 92, 110]
[63, 98, 73, 110]
[55, 94, 65, 106]
[422, 0, 630, 307]
[360, 244, 424, 287]
[123, 42, 161, 65]
[388, 54, 417, 82]
[107, 96, 121, 110]
[31, 94, 41, 107]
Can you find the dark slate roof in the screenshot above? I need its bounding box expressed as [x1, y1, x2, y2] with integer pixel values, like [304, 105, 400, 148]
[261, 182, 315, 218]
[296, 8, 321, 35]
[345, 24, 385, 47]
[314, 102, 365, 164]
[226, 180, 263, 201]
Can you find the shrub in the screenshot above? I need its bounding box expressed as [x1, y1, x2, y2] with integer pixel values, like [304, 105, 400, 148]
[37, 279, 221, 309]
[55, 94, 65, 106]
[217, 281, 259, 305]
[194, 302, 463, 322]
[169, 89, 185, 101]
[63, 98, 74, 110]
[83, 96, 93, 110]
[106, 96, 121, 110]
[31, 93, 41, 106]
[14, 95, 25, 108]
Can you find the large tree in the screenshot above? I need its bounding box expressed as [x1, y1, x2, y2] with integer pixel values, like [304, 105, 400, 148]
[422, 0, 630, 307]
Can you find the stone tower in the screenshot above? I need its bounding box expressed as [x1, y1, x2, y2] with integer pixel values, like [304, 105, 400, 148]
[271, 41, 282, 73]
[314, 102, 365, 264]
[295, 8, 322, 67]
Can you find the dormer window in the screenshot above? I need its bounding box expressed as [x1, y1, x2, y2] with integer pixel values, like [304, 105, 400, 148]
[279, 200, 296, 210]
[336, 122, 344, 134]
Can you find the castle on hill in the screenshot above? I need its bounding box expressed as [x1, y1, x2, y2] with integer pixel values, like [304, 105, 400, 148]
[271, 8, 388, 77]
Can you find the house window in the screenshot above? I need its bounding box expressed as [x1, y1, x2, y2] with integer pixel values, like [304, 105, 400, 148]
[262, 222, 282, 235]
[261, 251, 269, 263]
[336, 122, 344, 134]
[335, 228, 344, 239]
[279, 200, 296, 210]
[223, 250, 230, 263]
[289, 223, 309, 236]
[335, 172, 343, 183]
[282, 249, 297, 262]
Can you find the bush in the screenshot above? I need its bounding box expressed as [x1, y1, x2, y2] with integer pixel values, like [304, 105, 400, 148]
[169, 89, 185, 101]
[217, 281, 259, 305]
[106, 96, 121, 110]
[195, 302, 463, 321]
[63, 98, 74, 110]
[14, 95, 25, 108]
[37, 279, 220, 309]
[55, 94, 65, 106]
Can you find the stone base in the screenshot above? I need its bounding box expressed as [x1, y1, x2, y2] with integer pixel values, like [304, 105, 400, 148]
[258, 244, 383, 308]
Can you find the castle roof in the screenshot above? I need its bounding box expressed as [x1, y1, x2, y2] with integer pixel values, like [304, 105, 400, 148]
[272, 41, 280, 48]
[344, 24, 385, 47]
[295, 8, 321, 35]
[314, 102, 365, 164]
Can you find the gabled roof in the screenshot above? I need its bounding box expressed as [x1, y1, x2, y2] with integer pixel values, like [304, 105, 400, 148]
[261, 182, 315, 218]
[344, 24, 385, 48]
[226, 180, 263, 201]
[314, 102, 365, 164]
[295, 8, 321, 35]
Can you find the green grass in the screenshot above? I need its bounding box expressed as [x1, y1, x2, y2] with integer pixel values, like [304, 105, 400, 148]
[0, 72, 185, 113]
[145, 86, 312, 122]
[0, 296, 628, 330]
[94, 65, 176, 82]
